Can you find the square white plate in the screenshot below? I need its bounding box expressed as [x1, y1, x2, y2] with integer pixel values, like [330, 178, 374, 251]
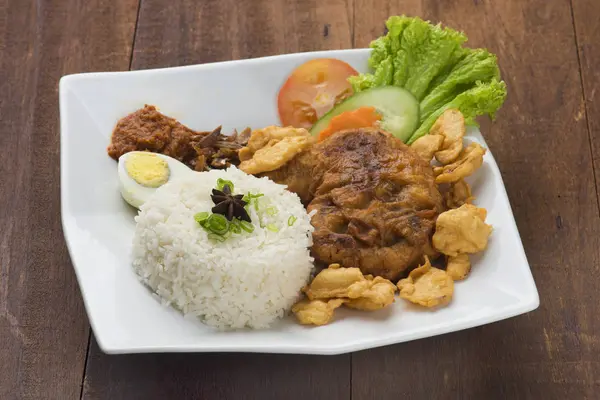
[59, 49, 539, 355]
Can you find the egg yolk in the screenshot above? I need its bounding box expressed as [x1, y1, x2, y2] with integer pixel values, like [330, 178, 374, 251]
[125, 153, 170, 188]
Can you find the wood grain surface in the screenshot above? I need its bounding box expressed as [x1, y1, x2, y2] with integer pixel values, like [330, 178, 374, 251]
[0, 0, 138, 398]
[352, 1, 600, 399]
[572, 0, 600, 196]
[1, 0, 599, 399]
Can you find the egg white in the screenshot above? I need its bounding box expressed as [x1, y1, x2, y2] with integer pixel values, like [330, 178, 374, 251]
[117, 151, 195, 208]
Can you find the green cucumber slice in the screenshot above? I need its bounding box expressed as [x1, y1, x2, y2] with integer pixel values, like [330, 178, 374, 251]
[310, 86, 420, 143]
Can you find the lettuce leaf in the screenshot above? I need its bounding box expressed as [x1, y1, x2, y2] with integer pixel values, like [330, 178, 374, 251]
[407, 79, 507, 144]
[348, 15, 507, 143]
[420, 48, 501, 122]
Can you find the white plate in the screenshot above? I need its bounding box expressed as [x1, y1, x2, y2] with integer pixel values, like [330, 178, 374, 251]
[59, 49, 539, 355]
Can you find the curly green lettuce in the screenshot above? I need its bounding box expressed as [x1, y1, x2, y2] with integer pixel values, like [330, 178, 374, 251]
[408, 79, 507, 144]
[348, 16, 507, 143]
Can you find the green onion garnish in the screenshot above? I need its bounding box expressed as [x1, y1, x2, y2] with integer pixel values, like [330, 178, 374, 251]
[266, 223, 279, 232]
[206, 213, 229, 235]
[266, 206, 278, 216]
[216, 178, 234, 192]
[207, 233, 225, 242]
[288, 216, 297, 226]
[194, 212, 210, 225]
[243, 192, 264, 211]
[230, 219, 242, 234]
[240, 220, 255, 233]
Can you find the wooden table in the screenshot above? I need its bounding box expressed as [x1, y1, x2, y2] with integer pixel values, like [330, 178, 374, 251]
[1, 0, 599, 398]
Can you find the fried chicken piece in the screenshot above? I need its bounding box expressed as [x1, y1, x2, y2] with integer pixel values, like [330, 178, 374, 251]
[431, 109, 466, 165]
[345, 276, 397, 311]
[107, 105, 247, 171]
[433, 204, 492, 257]
[289, 129, 443, 281]
[434, 142, 486, 184]
[445, 179, 475, 209]
[410, 134, 444, 162]
[260, 150, 321, 205]
[446, 254, 471, 281]
[107, 105, 198, 162]
[292, 298, 347, 326]
[262, 128, 444, 281]
[397, 256, 454, 308]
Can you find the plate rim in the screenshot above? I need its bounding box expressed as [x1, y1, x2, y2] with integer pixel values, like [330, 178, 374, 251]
[59, 49, 539, 355]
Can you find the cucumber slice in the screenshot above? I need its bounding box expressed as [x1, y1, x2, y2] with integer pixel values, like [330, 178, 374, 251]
[310, 86, 420, 143]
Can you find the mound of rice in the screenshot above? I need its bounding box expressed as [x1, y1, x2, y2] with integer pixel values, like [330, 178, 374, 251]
[132, 167, 315, 329]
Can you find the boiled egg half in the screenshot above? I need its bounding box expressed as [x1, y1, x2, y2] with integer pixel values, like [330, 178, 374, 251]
[117, 151, 194, 208]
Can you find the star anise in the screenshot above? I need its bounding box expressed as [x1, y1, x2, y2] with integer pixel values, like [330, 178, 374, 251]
[210, 184, 251, 222]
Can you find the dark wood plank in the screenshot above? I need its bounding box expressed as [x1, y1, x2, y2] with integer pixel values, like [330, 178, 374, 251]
[83, 340, 350, 399]
[0, 0, 138, 398]
[572, 1, 600, 198]
[131, 0, 354, 69]
[352, 0, 600, 399]
[81, 1, 353, 399]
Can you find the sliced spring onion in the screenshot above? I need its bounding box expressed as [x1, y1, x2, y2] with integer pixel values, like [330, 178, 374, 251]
[243, 192, 264, 211]
[194, 212, 210, 225]
[266, 223, 279, 232]
[216, 178, 234, 192]
[206, 213, 229, 235]
[266, 206, 278, 216]
[230, 219, 242, 234]
[288, 215, 297, 226]
[207, 233, 225, 242]
[240, 220, 255, 233]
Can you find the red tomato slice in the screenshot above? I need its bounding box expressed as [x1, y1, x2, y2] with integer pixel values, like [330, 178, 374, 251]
[278, 58, 358, 129]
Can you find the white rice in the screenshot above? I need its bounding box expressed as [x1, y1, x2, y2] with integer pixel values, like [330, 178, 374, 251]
[132, 167, 315, 330]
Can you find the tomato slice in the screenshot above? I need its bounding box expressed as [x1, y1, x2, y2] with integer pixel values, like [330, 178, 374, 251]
[317, 107, 382, 142]
[278, 58, 358, 129]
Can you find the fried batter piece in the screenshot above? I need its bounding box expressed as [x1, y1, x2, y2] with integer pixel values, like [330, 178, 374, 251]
[303, 264, 371, 300]
[432, 204, 492, 257]
[345, 276, 397, 311]
[431, 109, 466, 165]
[292, 298, 347, 326]
[446, 254, 471, 281]
[434, 142, 486, 184]
[293, 264, 397, 325]
[238, 126, 315, 174]
[410, 134, 444, 162]
[266, 128, 444, 281]
[397, 256, 454, 308]
[445, 179, 475, 209]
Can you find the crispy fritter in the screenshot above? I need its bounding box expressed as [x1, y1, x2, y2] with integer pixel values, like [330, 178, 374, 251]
[397, 256, 454, 308]
[434, 142, 486, 184]
[445, 179, 475, 209]
[446, 254, 471, 281]
[294, 264, 397, 325]
[238, 126, 315, 174]
[432, 204, 492, 256]
[303, 264, 371, 300]
[345, 276, 397, 311]
[431, 109, 466, 165]
[410, 134, 444, 162]
[292, 298, 347, 326]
